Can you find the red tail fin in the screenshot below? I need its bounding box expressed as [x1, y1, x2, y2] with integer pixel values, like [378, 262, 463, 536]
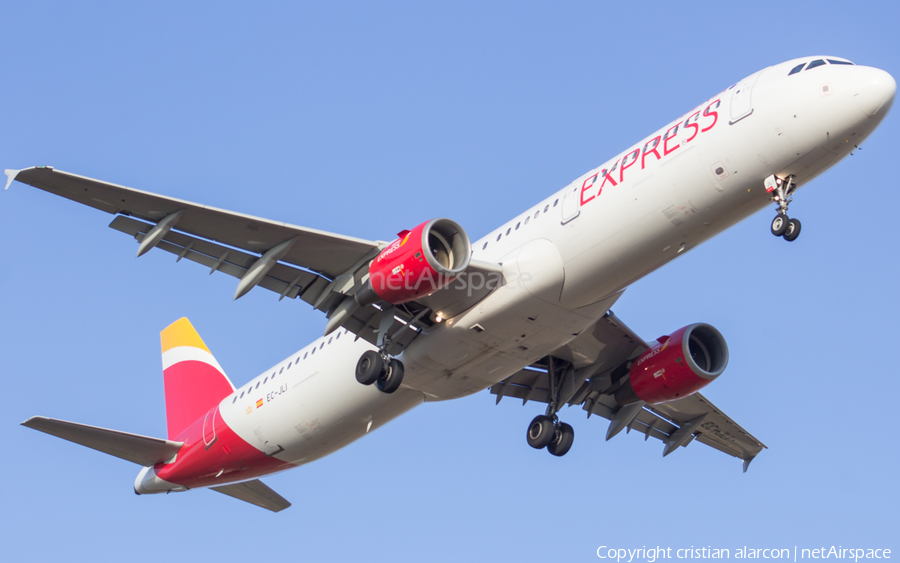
[160, 318, 235, 440]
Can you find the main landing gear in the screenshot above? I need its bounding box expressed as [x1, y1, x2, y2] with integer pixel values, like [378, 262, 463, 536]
[527, 415, 574, 457]
[355, 305, 409, 394]
[765, 174, 801, 242]
[525, 357, 575, 457]
[356, 350, 405, 394]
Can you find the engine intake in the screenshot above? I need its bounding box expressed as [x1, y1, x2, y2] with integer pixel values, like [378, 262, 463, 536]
[615, 323, 728, 406]
[359, 218, 471, 306]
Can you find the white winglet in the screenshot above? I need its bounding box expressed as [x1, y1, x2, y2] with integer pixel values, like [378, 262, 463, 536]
[4, 169, 20, 191]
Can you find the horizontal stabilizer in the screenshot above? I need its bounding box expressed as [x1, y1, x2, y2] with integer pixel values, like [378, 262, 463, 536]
[22, 416, 183, 466]
[211, 479, 291, 512]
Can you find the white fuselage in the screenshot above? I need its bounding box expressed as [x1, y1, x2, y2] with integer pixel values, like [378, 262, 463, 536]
[215, 57, 894, 477]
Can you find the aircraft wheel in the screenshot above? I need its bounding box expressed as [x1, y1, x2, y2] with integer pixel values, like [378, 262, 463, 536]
[356, 351, 383, 385]
[783, 218, 801, 242]
[547, 423, 575, 457]
[771, 214, 789, 237]
[526, 415, 556, 449]
[377, 359, 404, 394]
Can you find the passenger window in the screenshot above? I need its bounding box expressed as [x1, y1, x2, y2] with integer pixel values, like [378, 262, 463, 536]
[336, 332, 341, 339]
[256, 381, 260, 389]
[515, 222, 520, 230]
[788, 63, 805, 76]
[240, 391, 244, 398]
[534, 210, 540, 219]
[328, 337, 332, 344]
[287, 362, 292, 369]
[828, 59, 853, 65]
[232, 396, 237, 403]
[553, 199, 558, 207]
[304, 352, 308, 359]
[279, 367, 284, 374]
[806, 59, 826, 70]
[319, 342, 324, 350]
[496, 233, 501, 241]
[264, 376, 268, 384]
[543, 204, 549, 213]
[482, 242, 488, 250]
[311, 347, 315, 354]
[505, 228, 511, 236]
[525, 216, 530, 225]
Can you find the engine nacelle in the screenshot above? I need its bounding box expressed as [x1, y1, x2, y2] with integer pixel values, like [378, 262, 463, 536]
[363, 218, 471, 305]
[615, 323, 728, 406]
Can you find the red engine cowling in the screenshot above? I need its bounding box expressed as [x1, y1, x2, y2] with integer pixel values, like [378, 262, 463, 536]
[363, 218, 471, 305]
[615, 323, 728, 406]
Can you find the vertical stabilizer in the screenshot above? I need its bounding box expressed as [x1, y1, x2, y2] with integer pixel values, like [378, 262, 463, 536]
[161, 318, 235, 440]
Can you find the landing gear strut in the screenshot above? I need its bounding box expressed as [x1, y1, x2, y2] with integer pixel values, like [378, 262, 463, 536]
[525, 357, 575, 457]
[765, 174, 801, 242]
[354, 305, 411, 394]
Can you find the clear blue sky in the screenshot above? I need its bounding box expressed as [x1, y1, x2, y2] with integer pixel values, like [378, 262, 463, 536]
[1, 2, 897, 561]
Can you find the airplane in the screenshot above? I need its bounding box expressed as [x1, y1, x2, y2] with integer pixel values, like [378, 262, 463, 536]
[6, 55, 895, 512]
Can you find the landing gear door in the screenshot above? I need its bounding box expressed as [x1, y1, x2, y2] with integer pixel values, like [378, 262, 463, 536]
[729, 71, 761, 124]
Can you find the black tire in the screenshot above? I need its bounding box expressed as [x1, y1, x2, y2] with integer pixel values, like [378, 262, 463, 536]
[526, 415, 556, 449]
[783, 218, 801, 242]
[771, 214, 789, 237]
[356, 351, 383, 385]
[548, 423, 575, 457]
[377, 359, 404, 394]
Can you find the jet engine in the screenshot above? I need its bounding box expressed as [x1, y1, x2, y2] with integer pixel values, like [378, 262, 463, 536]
[615, 323, 728, 405]
[357, 218, 471, 306]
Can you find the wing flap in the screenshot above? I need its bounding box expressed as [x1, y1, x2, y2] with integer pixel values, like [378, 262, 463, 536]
[580, 391, 765, 460]
[109, 215, 321, 301]
[647, 394, 766, 460]
[211, 479, 291, 512]
[491, 368, 552, 405]
[22, 416, 183, 466]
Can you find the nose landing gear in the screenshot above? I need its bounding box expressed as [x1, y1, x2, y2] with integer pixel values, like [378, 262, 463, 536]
[765, 174, 801, 242]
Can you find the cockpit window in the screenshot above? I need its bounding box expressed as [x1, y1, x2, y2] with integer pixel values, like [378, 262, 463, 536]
[788, 63, 805, 76]
[806, 59, 826, 70]
[827, 59, 854, 65]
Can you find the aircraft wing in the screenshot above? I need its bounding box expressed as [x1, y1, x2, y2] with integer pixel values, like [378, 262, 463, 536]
[490, 313, 766, 470]
[6, 167, 377, 276]
[6, 167, 499, 354]
[211, 479, 291, 512]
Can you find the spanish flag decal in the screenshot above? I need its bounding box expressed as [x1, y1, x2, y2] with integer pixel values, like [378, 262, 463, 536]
[256, 398, 264, 408]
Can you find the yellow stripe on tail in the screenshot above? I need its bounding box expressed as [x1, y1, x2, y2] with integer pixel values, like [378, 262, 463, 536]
[161, 317, 211, 354]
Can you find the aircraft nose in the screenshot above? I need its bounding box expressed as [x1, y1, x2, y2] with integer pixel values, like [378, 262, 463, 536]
[853, 67, 896, 118]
